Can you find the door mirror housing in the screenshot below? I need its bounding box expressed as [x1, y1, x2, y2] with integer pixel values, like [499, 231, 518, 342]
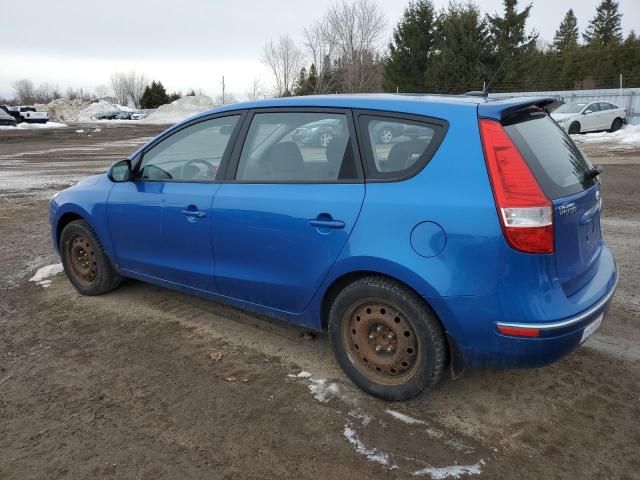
[583, 110, 592, 115]
[108, 159, 132, 182]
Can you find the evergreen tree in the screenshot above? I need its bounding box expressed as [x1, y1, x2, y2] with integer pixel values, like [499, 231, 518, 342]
[383, 0, 436, 92]
[487, 0, 538, 89]
[167, 92, 181, 102]
[424, 2, 492, 93]
[307, 64, 319, 93]
[583, 0, 623, 47]
[552, 9, 579, 52]
[139, 80, 171, 109]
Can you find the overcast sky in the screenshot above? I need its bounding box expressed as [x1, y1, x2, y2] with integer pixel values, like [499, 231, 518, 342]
[1, 0, 639, 100]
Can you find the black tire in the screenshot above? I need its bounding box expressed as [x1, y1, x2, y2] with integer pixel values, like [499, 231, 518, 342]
[610, 118, 623, 132]
[60, 220, 122, 295]
[328, 276, 446, 401]
[568, 121, 581, 135]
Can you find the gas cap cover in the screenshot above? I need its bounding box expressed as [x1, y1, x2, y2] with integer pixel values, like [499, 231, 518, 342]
[410, 221, 447, 258]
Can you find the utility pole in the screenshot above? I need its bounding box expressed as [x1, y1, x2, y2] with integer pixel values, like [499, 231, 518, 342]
[222, 75, 226, 105]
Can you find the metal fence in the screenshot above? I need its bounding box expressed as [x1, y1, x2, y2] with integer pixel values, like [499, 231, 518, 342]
[489, 88, 640, 125]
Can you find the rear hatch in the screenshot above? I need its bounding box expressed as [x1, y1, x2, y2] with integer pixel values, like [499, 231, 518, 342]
[502, 109, 600, 296]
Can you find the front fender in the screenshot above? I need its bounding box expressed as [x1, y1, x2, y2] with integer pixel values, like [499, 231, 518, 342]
[50, 175, 116, 263]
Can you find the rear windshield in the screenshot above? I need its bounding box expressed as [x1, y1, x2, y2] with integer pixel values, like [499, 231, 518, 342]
[503, 109, 595, 199]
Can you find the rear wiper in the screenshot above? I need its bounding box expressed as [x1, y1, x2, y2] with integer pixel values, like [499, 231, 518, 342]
[584, 165, 603, 180]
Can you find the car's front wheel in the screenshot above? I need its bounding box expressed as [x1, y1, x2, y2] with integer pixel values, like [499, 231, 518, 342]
[610, 117, 623, 132]
[60, 219, 122, 295]
[328, 276, 446, 401]
[568, 121, 581, 135]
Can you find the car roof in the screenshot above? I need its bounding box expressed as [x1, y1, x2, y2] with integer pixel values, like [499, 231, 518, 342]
[190, 93, 557, 121]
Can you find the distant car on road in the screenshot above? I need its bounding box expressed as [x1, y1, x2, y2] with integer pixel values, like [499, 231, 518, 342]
[8, 106, 48, 124]
[93, 111, 120, 120]
[0, 109, 17, 126]
[131, 110, 154, 120]
[115, 112, 132, 120]
[551, 101, 627, 134]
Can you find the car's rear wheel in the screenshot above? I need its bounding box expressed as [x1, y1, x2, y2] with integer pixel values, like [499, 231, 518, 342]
[610, 118, 623, 132]
[568, 121, 581, 135]
[60, 220, 122, 295]
[379, 127, 394, 144]
[328, 276, 446, 401]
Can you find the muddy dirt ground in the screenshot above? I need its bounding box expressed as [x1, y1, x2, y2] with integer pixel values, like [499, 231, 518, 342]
[0, 123, 639, 479]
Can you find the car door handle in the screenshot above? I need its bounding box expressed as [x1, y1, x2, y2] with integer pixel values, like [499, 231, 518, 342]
[181, 209, 206, 218]
[309, 219, 345, 229]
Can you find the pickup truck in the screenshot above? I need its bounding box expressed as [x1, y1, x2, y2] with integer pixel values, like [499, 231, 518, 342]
[8, 106, 49, 124]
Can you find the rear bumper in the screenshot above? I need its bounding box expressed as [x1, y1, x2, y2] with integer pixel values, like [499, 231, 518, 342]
[428, 245, 618, 369]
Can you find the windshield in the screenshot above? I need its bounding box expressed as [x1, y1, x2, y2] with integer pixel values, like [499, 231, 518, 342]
[554, 103, 586, 114]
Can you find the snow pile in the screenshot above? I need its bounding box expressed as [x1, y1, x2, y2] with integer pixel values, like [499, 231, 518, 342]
[77, 100, 133, 121]
[414, 460, 485, 479]
[29, 264, 64, 287]
[144, 95, 215, 124]
[573, 124, 640, 148]
[45, 98, 92, 121]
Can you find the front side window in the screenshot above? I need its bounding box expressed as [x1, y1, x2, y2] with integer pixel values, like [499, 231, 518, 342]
[359, 115, 443, 178]
[138, 115, 239, 182]
[235, 112, 358, 182]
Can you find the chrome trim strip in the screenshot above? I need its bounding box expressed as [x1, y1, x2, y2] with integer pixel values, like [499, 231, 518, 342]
[496, 267, 618, 331]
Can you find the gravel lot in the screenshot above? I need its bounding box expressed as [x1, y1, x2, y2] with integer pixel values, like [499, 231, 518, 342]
[1, 123, 639, 479]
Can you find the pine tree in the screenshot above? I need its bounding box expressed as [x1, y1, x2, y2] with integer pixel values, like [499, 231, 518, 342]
[487, 0, 538, 89]
[583, 0, 623, 47]
[139, 81, 170, 109]
[383, 0, 436, 93]
[552, 9, 579, 52]
[424, 2, 492, 93]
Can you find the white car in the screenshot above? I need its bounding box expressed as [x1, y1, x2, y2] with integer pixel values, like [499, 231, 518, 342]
[551, 101, 627, 134]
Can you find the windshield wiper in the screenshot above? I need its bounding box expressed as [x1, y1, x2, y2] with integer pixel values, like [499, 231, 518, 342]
[584, 165, 603, 180]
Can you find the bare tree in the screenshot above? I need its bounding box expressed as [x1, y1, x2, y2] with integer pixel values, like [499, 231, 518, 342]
[303, 18, 338, 94]
[123, 71, 148, 108]
[261, 35, 304, 96]
[12, 79, 36, 104]
[214, 92, 237, 105]
[94, 84, 110, 99]
[244, 77, 266, 100]
[110, 72, 129, 105]
[322, 0, 386, 93]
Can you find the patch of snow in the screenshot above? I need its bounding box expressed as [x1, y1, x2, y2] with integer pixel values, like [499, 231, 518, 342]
[308, 378, 340, 403]
[77, 100, 133, 121]
[29, 264, 64, 288]
[75, 129, 85, 133]
[414, 460, 484, 479]
[348, 409, 372, 426]
[343, 425, 395, 468]
[288, 371, 313, 379]
[386, 409, 426, 425]
[144, 95, 215, 124]
[573, 124, 640, 148]
[0, 122, 67, 130]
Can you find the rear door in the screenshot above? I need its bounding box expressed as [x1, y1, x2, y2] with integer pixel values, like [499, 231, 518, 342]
[503, 109, 600, 296]
[211, 109, 365, 313]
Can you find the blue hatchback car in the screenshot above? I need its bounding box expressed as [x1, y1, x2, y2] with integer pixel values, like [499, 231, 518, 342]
[50, 94, 617, 400]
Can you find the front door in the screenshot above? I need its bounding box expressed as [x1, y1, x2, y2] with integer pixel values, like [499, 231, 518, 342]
[107, 114, 242, 292]
[212, 109, 365, 313]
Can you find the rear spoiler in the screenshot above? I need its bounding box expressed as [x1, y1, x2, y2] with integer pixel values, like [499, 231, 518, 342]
[478, 97, 562, 120]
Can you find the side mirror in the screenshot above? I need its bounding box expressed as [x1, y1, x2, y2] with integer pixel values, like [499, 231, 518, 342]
[583, 110, 592, 115]
[108, 159, 132, 182]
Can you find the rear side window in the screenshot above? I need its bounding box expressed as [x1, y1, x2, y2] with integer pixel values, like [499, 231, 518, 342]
[503, 110, 595, 199]
[358, 115, 445, 180]
[235, 111, 359, 182]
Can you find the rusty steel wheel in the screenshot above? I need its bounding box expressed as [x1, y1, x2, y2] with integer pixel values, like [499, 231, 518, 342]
[343, 300, 421, 385]
[329, 276, 446, 400]
[67, 234, 98, 284]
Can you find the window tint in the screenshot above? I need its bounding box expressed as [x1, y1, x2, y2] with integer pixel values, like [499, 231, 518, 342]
[598, 102, 612, 111]
[503, 110, 595, 199]
[361, 116, 439, 177]
[236, 112, 358, 182]
[139, 116, 239, 182]
[586, 103, 599, 112]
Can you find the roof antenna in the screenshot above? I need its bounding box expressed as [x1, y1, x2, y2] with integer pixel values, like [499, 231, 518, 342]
[483, 58, 507, 95]
[464, 58, 507, 98]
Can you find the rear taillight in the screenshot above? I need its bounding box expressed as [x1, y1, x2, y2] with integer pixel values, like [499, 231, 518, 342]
[479, 119, 554, 254]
